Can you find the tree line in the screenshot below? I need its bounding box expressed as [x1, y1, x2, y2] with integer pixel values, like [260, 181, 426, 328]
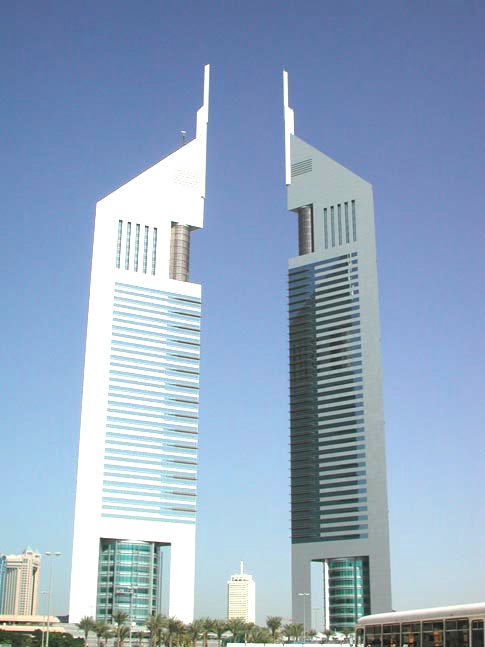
[77, 613, 310, 647]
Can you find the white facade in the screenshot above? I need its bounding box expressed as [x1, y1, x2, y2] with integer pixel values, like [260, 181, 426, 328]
[1, 549, 41, 615]
[69, 66, 210, 624]
[227, 562, 256, 623]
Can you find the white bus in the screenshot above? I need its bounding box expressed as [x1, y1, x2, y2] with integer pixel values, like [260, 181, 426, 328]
[356, 603, 485, 647]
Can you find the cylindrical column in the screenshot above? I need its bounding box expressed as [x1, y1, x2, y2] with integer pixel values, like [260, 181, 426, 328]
[169, 223, 191, 281]
[298, 205, 314, 255]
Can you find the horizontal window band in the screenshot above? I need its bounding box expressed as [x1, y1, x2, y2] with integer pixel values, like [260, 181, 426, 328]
[317, 375, 363, 388]
[113, 331, 200, 350]
[317, 398, 364, 411]
[113, 301, 201, 324]
[319, 445, 365, 456]
[113, 309, 201, 329]
[110, 370, 198, 386]
[112, 339, 200, 359]
[315, 301, 360, 316]
[289, 253, 356, 275]
[317, 331, 361, 345]
[317, 364, 363, 378]
[318, 496, 367, 506]
[319, 453, 365, 464]
[291, 532, 366, 543]
[317, 345, 362, 360]
[317, 384, 363, 397]
[112, 317, 199, 337]
[319, 480, 367, 491]
[316, 326, 362, 342]
[115, 283, 201, 304]
[102, 513, 195, 525]
[107, 419, 197, 433]
[114, 296, 201, 316]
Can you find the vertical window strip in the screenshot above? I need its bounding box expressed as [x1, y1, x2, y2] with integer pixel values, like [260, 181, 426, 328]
[143, 226, 149, 274]
[125, 222, 132, 270]
[134, 224, 140, 272]
[352, 200, 357, 241]
[337, 204, 342, 245]
[331, 206, 335, 247]
[345, 202, 350, 243]
[151, 228, 158, 276]
[324, 208, 328, 249]
[116, 220, 123, 269]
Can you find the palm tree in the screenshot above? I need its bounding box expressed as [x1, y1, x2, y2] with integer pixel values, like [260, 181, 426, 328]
[78, 616, 96, 647]
[94, 621, 111, 647]
[248, 627, 271, 644]
[185, 620, 204, 647]
[266, 617, 282, 643]
[112, 611, 129, 647]
[166, 617, 185, 647]
[243, 623, 255, 645]
[226, 619, 246, 644]
[283, 624, 304, 642]
[199, 618, 214, 647]
[146, 614, 168, 647]
[211, 620, 227, 647]
[118, 625, 130, 647]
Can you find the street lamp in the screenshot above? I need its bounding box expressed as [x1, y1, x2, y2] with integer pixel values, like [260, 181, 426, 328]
[116, 586, 139, 647]
[298, 593, 310, 642]
[40, 591, 48, 647]
[45, 551, 61, 647]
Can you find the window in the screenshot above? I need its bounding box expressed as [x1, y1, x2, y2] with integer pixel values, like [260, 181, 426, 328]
[352, 200, 357, 241]
[134, 224, 140, 272]
[331, 206, 335, 247]
[345, 202, 350, 243]
[143, 226, 149, 273]
[125, 222, 131, 270]
[151, 228, 158, 275]
[116, 220, 123, 268]
[338, 204, 342, 245]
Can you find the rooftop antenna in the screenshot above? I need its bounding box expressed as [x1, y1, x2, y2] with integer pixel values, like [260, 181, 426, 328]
[181, 130, 187, 146]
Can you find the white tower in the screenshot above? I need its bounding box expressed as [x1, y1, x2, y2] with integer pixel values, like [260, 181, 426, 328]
[69, 66, 210, 625]
[1, 548, 41, 615]
[284, 71, 392, 630]
[227, 562, 256, 623]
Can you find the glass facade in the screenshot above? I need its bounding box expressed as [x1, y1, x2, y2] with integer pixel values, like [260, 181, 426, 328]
[103, 283, 200, 525]
[96, 539, 169, 625]
[324, 557, 370, 631]
[289, 252, 368, 545]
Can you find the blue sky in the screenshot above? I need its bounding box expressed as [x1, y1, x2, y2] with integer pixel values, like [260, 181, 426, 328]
[1, 0, 484, 624]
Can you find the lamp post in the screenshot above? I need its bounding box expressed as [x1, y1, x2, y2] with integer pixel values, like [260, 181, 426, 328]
[116, 586, 137, 647]
[298, 593, 310, 642]
[40, 591, 48, 647]
[45, 551, 61, 647]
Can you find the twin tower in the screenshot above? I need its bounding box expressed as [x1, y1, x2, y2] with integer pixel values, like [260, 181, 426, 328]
[69, 66, 392, 631]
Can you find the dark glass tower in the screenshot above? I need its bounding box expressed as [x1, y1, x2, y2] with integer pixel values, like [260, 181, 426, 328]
[284, 72, 392, 631]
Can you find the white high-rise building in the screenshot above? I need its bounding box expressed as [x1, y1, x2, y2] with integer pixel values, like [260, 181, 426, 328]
[227, 562, 256, 623]
[1, 548, 41, 615]
[283, 71, 392, 631]
[69, 66, 209, 625]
